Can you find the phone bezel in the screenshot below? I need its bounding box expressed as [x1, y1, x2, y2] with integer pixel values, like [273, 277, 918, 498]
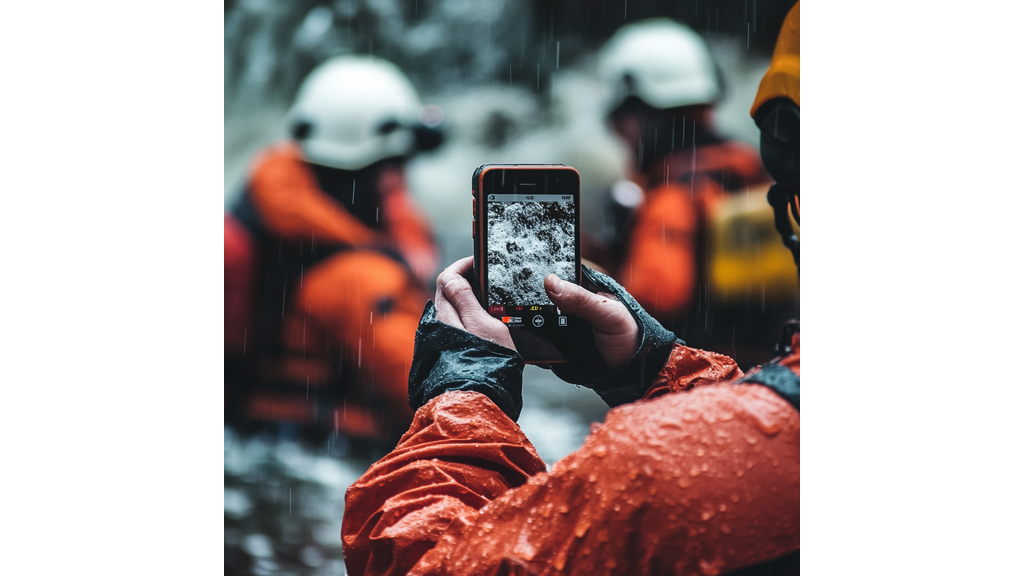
[472, 164, 583, 364]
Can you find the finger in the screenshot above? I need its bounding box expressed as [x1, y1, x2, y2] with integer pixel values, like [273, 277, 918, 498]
[545, 274, 632, 333]
[434, 255, 475, 327]
[434, 293, 464, 330]
[433, 273, 465, 330]
[546, 274, 638, 368]
[439, 269, 515, 349]
[438, 270, 488, 324]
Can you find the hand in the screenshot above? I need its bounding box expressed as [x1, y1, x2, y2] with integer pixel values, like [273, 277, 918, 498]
[407, 256, 524, 421]
[544, 274, 639, 369]
[433, 256, 516, 351]
[547, 266, 681, 408]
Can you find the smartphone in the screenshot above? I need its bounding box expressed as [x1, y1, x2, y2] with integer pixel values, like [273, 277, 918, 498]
[472, 164, 584, 363]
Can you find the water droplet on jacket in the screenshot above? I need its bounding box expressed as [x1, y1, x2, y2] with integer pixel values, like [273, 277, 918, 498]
[554, 548, 569, 570]
[593, 444, 608, 457]
[699, 556, 726, 575]
[696, 447, 706, 457]
[689, 467, 701, 477]
[588, 474, 598, 483]
[649, 485, 658, 496]
[719, 503, 727, 512]
[515, 540, 537, 561]
[720, 524, 732, 534]
[730, 493, 740, 503]
[747, 407, 785, 436]
[677, 477, 694, 488]
[701, 509, 715, 521]
[700, 463, 709, 472]
[557, 504, 570, 514]
[628, 468, 639, 480]
[613, 503, 621, 512]
[574, 519, 591, 538]
[605, 559, 618, 569]
[482, 522, 494, 532]
[745, 436, 758, 445]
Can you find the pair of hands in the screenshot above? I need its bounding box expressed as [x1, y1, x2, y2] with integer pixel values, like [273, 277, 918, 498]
[433, 257, 639, 369]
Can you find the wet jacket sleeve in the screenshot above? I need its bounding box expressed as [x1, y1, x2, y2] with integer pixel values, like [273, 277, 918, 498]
[247, 143, 385, 247]
[408, 301, 525, 421]
[342, 391, 548, 576]
[341, 342, 799, 576]
[342, 381, 799, 576]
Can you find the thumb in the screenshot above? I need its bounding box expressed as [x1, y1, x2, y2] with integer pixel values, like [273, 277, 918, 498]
[544, 274, 631, 334]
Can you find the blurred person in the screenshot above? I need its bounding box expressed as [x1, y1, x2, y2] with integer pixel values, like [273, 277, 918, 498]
[340, 6, 800, 574]
[590, 19, 785, 360]
[224, 55, 445, 442]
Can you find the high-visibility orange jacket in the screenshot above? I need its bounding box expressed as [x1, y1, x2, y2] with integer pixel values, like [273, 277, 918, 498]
[342, 336, 800, 575]
[243, 142, 438, 280]
[226, 142, 439, 435]
[618, 141, 770, 323]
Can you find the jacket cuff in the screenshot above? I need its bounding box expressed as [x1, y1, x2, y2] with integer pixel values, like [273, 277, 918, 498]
[408, 301, 526, 421]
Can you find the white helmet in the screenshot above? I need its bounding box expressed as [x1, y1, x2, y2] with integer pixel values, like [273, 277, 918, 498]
[286, 55, 426, 171]
[599, 19, 720, 112]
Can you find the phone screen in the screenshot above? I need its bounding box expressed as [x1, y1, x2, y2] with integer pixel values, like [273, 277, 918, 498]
[474, 165, 582, 363]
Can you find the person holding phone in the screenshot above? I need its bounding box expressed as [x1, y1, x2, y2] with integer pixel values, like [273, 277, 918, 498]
[224, 55, 444, 441]
[341, 5, 801, 574]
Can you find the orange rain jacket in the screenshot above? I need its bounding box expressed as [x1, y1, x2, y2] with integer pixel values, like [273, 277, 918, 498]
[342, 335, 800, 575]
[245, 142, 438, 279]
[618, 142, 770, 322]
[227, 143, 439, 434]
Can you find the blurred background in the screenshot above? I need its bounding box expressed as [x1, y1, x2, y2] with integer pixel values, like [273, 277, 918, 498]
[224, 1, 798, 574]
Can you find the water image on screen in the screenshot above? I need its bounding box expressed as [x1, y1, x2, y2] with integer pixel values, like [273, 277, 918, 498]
[487, 199, 576, 306]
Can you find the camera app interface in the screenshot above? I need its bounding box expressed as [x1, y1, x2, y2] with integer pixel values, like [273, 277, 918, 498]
[486, 189, 576, 327]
